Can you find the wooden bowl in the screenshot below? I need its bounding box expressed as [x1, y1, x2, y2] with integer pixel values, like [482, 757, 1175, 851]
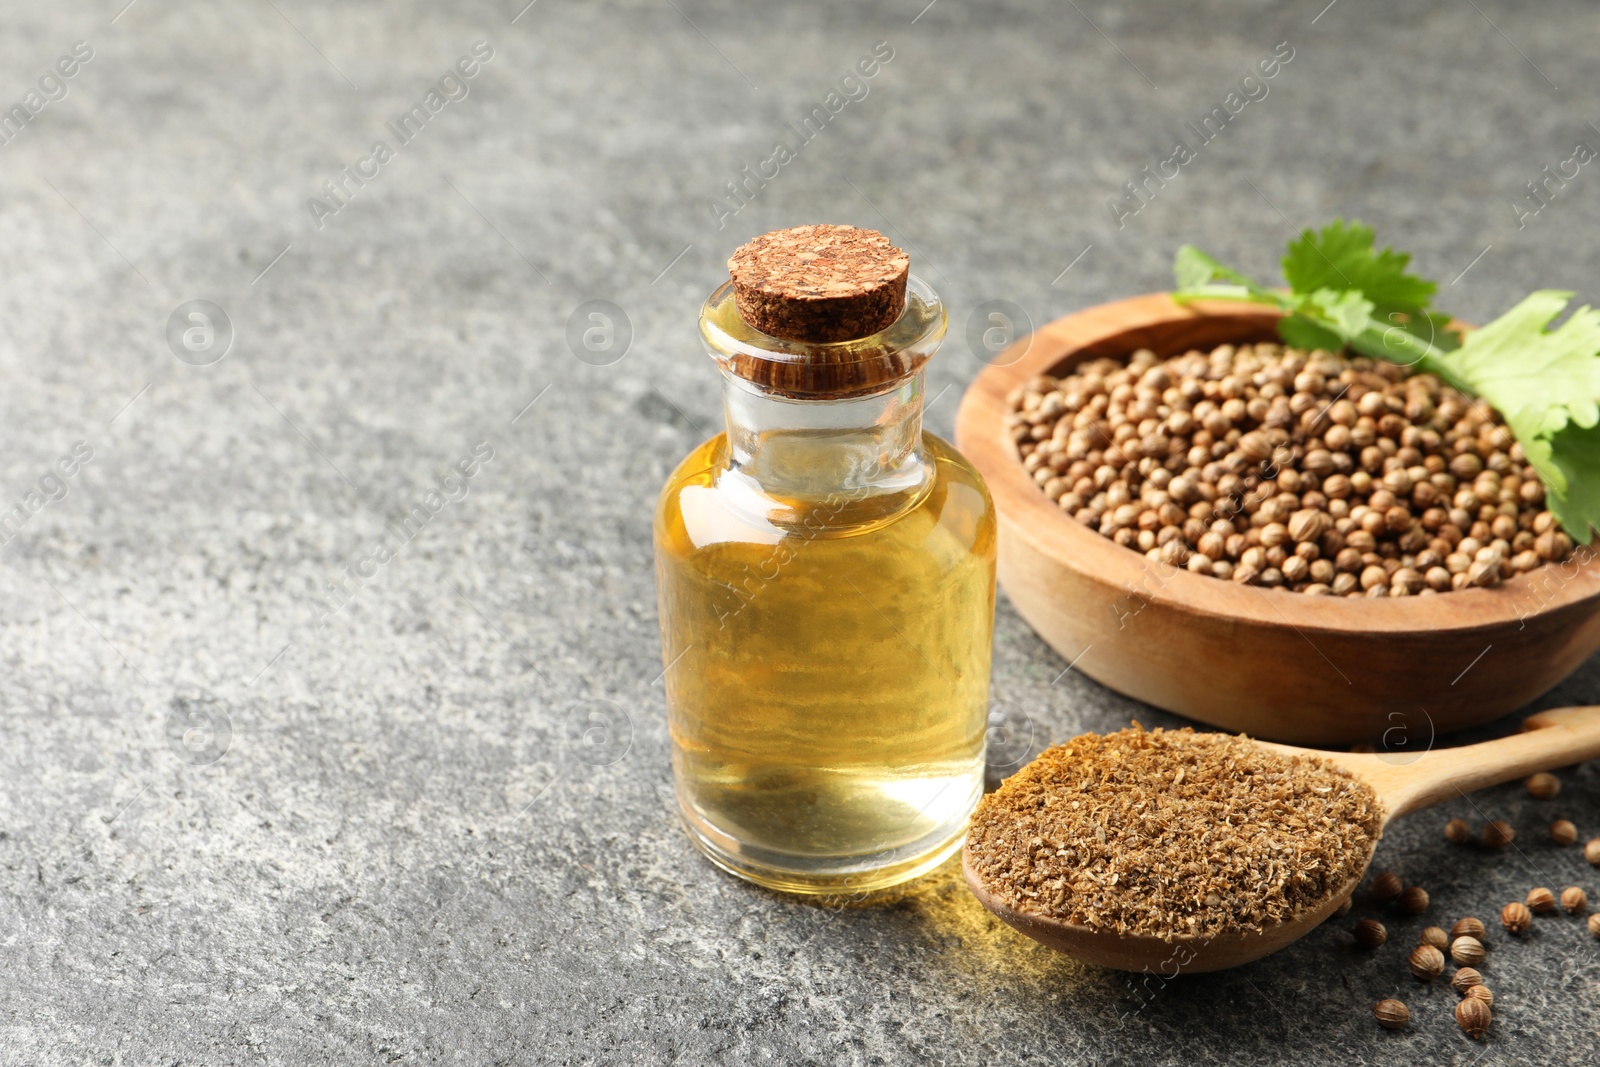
[954, 293, 1600, 745]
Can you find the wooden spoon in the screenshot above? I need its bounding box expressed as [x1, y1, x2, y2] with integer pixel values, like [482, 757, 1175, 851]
[964, 705, 1600, 973]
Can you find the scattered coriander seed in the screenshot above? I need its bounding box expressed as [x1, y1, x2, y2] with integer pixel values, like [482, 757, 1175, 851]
[1353, 918, 1388, 948]
[1551, 819, 1578, 846]
[1501, 901, 1532, 934]
[1451, 967, 1485, 994]
[1589, 913, 1600, 938]
[1456, 996, 1492, 1040]
[1586, 838, 1600, 866]
[1420, 926, 1448, 950]
[1444, 818, 1472, 844]
[1408, 943, 1445, 980]
[1459, 998, 1491, 1036]
[1335, 896, 1353, 917]
[1451, 917, 1486, 941]
[1561, 886, 1587, 914]
[1527, 887, 1557, 914]
[1373, 999, 1410, 1030]
[1481, 820, 1515, 848]
[1397, 885, 1430, 915]
[1450, 935, 1486, 966]
[1525, 771, 1560, 799]
[1370, 870, 1404, 902]
[1465, 984, 1494, 1008]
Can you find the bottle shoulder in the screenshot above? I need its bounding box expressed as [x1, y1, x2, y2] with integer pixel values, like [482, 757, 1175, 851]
[656, 432, 990, 503]
[919, 431, 997, 560]
[657, 434, 730, 500]
[922, 431, 994, 506]
[655, 431, 994, 559]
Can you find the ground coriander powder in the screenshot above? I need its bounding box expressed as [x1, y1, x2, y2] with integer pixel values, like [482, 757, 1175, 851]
[965, 725, 1383, 940]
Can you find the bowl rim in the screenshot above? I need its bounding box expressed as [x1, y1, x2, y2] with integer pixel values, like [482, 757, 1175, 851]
[953, 292, 1600, 637]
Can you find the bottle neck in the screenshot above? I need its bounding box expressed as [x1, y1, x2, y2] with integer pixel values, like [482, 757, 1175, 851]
[720, 370, 931, 515]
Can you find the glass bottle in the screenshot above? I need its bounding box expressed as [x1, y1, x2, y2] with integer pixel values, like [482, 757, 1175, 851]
[653, 237, 997, 894]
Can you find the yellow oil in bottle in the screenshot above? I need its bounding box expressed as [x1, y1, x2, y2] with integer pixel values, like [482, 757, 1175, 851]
[655, 427, 996, 894]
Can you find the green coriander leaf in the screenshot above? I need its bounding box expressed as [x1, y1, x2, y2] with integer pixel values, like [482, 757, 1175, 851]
[1440, 290, 1600, 541]
[1174, 245, 1258, 290]
[1275, 288, 1375, 353]
[1306, 288, 1375, 341]
[1527, 422, 1600, 541]
[1282, 219, 1438, 312]
[1282, 221, 1461, 357]
[1400, 309, 1462, 353]
[1442, 291, 1600, 432]
[1360, 309, 1463, 374]
[1277, 315, 1345, 353]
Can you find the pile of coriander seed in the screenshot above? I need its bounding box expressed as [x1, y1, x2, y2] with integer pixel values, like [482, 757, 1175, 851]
[1008, 342, 1576, 595]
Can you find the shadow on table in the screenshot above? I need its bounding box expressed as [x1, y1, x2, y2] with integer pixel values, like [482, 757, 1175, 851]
[837, 856, 1414, 1061]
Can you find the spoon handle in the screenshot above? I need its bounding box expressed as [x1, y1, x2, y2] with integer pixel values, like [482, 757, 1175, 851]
[1377, 705, 1600, 818]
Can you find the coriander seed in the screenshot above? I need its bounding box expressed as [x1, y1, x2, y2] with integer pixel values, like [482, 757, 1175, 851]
[1353, 918, 1388, 948]
[1451, 967, 1484, 994]
[1551, 819, 1578, 846]
[1481, 820, 1515, 848]
[1456, 994, 1492, 1039]
[1561, 886, 1587, 914]
[1420, 926, 1448, 950]
[1588, 914, 1600, 938]
[1373, 999, 1409, 1030]
[1501, 901, 1532, 934]
[1465, 984, 1494, 1008]
[1525, 771, 1560, 798]
[1443, 818, 1472, 844]
[1408, 943, 1444, 980]
[1008, 340, 1572, 596]
[1586, 838, 1600, 865]
[1450, 935, 1486, 966]
[1451, 917, 1486, 941]
[1370, 870, 1404, 903]
[1527, 886, 1556, 914]
[1396, 885, 1429, 915]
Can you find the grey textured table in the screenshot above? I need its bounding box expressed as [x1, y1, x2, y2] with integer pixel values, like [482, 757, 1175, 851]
[2, 1, 1598, 1063]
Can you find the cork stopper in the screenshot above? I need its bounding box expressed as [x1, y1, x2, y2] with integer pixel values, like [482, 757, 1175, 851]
[728, 225, 910, 344]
